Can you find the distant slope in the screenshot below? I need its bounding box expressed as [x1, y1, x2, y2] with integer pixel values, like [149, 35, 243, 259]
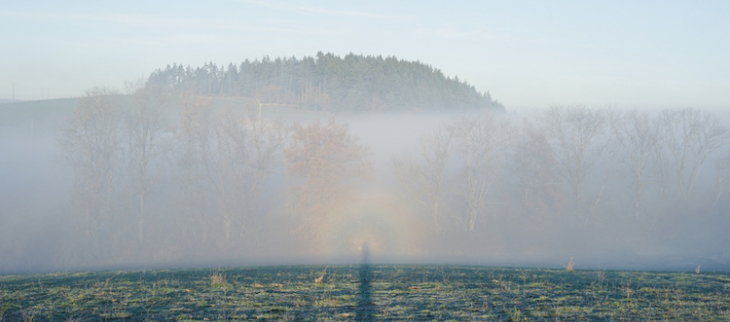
[0, 98, 78, 135]
[148, 52, 504, 112]
[0, 96, 312, 136]
[0, 99, 22, 104]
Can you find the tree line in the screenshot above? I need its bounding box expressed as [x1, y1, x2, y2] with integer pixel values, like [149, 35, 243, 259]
[394, 107, 730, 234]
[59, 86, 730, 265]
[59, 85, 374, 263]
[147, 52, 504, 113]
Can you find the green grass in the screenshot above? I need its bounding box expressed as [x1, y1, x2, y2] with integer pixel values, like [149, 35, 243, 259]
[1, 265, 729, 321]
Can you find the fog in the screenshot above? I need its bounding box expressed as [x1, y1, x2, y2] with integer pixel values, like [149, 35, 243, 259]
[1, 90, 730, 275]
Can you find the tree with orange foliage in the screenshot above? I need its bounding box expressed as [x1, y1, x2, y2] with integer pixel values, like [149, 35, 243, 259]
[285, 118, 372, 239]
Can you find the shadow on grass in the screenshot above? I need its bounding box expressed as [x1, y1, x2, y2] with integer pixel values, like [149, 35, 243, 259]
[357, 243, 374, 321]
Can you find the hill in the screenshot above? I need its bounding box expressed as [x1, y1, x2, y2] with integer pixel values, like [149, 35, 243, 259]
[0, 96, 314, 138]
[0, 98, 78, 135]
[148, 52, 503, 113]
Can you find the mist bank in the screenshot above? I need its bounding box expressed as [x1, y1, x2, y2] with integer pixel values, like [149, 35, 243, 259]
[1, 90, 730, 274]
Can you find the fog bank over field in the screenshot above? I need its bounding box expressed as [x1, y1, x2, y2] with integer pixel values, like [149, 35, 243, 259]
[3, 0, 730, 278]
[1, 91, 730, 274]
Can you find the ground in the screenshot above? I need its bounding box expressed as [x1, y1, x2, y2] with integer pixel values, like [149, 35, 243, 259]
[1, 265, 729, 321]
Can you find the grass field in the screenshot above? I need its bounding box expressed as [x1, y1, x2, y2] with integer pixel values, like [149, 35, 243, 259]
[1, 265, 729, 321]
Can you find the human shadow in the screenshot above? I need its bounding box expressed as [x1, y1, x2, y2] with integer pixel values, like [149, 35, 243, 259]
[356, 243, 374, 321]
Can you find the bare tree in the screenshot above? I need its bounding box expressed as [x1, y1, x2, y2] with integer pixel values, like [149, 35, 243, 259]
[657, 108, 729, 198]
[60, 88, 123, 244]
[174, 94, 215, 244]
[538, 105, 611, 218]
[509, 120, 565, 220]
[392, 126, 452, 232]
[207, 109, 287, 241]
[610, 109, 661, 216]
[174, 95, 287, 242]
[713, 149, 730, 209]
[123, 80, 172, 242]
[448, 112, 512, 232]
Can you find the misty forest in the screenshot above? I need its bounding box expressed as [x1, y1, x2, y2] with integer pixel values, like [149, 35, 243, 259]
[2, 54, 730, 275]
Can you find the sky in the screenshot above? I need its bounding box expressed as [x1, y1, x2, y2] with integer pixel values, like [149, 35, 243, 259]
[1, 0, 729, 112]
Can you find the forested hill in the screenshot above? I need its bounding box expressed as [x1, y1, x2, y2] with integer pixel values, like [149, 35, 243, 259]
[147, 52, 504, 112]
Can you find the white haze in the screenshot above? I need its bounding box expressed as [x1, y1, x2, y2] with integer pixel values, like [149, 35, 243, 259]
[1, 98, 730, 274]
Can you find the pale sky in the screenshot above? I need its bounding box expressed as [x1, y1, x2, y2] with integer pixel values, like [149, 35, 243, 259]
[2, 0, 729, 111]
